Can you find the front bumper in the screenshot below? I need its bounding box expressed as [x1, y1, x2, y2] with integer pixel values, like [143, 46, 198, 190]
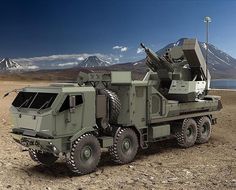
[12, 133, 63, 154]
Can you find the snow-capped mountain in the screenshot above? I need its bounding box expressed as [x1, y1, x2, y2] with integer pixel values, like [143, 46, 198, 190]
[78, 56, 111, 67]
[157, 38, 236, 70]
[0, 58, 22, 71]
[131, 38, 236, 78]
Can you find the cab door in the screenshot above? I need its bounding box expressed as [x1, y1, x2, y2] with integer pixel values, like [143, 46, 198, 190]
[55, 94, 83, 136]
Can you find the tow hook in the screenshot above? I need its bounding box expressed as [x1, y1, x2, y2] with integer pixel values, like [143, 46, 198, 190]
[212, 118, 217, 125]
[21, 140, 30, 147]
[21, 139, 34, 147]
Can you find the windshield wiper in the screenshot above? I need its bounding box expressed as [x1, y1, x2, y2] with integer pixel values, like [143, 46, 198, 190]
[37, 97, 53, 113]
[17, 96, 33, 111]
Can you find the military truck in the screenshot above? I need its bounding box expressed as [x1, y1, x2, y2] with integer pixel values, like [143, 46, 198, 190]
[10, 39, 222, 175]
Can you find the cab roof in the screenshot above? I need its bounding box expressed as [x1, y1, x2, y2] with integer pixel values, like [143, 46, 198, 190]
[22, 83, 95, 93]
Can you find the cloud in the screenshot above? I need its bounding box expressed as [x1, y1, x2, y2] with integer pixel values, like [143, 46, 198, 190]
[77, 57, 84, 61]
[113, 46, 123, 49]
[113, 45, 128, 52]
[58, 62, 78, 67]
[14, 54, 89, 63]
[13, 53, 121, 67]
[27, 65, 39, 69]
[14, 53, 109, 64]
[114, 58, 120, 62]
[121, 47, 128, 52]
[137, 47, 144, 54]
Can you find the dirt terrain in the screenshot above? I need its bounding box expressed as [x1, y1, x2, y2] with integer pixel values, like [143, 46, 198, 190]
[0, 81, 235, 190]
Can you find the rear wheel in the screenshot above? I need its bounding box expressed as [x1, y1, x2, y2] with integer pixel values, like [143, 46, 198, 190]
[29, 149, 58, 166]
[109, 128, 138, 164]
[196, 116, 212, 144]
[175, 118, 197, 148]
[66, 134, 101, 175]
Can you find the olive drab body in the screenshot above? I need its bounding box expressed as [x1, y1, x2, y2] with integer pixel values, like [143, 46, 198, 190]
[10, 39, 222, 175]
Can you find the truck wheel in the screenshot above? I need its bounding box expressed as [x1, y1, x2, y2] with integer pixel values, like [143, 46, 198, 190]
[109, 128, 138, 164]
[175, 118, 197, 148]
[66, 134, 101, 175]
[196, 116, 212, 144]
[29, 149, 58, 166]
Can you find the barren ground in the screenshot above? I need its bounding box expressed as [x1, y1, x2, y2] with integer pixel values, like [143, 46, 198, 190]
[0, 81, 235, 190]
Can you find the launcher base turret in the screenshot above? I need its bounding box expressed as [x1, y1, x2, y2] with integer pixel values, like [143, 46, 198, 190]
[142, 39, 210, 102]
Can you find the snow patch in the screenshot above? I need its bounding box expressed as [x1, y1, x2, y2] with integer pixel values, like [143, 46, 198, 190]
[202, 43, 207, 50]
[79, 56, 111, 67]
[0, 58, 23, 70]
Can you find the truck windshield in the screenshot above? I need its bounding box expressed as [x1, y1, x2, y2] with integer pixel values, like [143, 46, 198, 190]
[12, 92, 58, 109]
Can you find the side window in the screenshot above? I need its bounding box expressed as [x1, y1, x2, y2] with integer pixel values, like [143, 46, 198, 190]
[59, 96, 69, 112]
[59, 95, 83, 112]
[75, 95, 83, 105]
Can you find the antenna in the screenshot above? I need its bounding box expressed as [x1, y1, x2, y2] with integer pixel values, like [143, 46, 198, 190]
[204, 16, 212, 91]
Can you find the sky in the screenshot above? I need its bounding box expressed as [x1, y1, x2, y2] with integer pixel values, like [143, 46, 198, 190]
[1, 0, 236, 63]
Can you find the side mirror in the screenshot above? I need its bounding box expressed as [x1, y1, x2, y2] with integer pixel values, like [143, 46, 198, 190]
[69, 95, 76, 113]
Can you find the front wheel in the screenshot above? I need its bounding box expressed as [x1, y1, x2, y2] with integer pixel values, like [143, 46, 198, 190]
[109, 128, 138, 164]
[66, 134, 101, 175]
[29, 149, 58, 166]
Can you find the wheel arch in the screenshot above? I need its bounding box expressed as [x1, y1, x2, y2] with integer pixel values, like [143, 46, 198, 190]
[194, 114, 213, 123]
[70, 126, 97, 143]
[118, 125, 145, 149]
